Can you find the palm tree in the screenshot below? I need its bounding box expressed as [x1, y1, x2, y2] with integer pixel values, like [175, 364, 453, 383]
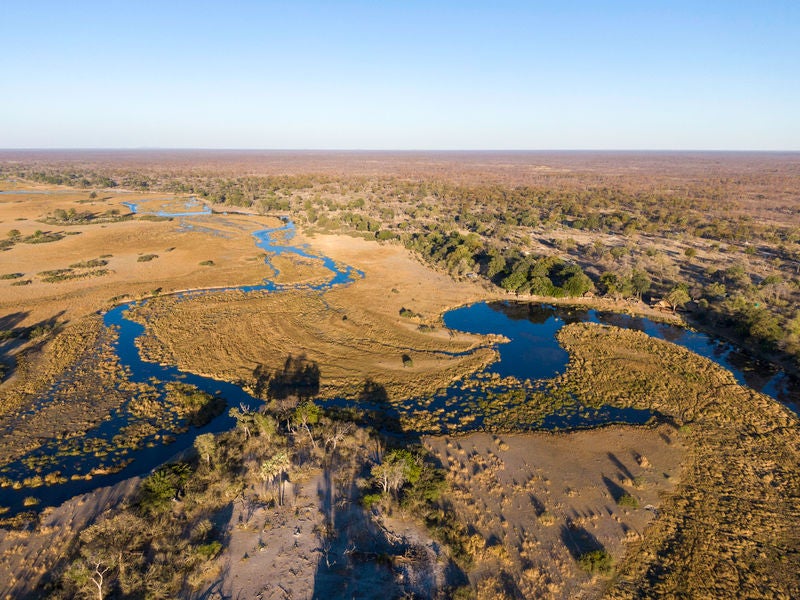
[260, 451, 291, 505]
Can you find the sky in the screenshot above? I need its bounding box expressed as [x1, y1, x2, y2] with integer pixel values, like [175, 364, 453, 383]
[1, 1, 798, 150]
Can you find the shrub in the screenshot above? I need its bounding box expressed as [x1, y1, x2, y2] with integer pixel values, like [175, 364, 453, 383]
[69, 258, 107, 269]
[137, 254, 159, 262]
[139, 462, 191, 515]
[617, 493, 639, 508]
[361, 492, 383, 509]
[578, 549, 613, 574]
[195, 541, 222, 560]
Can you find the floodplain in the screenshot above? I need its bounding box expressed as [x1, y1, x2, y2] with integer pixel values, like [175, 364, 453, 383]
[0, 152, 798, 599]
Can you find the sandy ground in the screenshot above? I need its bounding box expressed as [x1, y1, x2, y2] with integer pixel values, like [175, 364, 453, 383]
[206, 467, 454, 600]
[424, 424, 685, 599]
[210, 475, 323, 600]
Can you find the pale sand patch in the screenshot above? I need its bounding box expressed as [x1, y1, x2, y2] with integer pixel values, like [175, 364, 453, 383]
[211, 470, 453, 600]
[424, 424, 684, 599]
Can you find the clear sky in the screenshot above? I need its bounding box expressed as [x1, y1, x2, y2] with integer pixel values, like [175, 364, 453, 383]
[1, 1, 798, 150]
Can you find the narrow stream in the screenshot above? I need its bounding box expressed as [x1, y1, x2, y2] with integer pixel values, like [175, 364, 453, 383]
[1, 209, 795, 517]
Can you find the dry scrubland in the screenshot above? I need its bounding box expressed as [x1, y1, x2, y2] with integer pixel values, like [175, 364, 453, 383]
[425, 426, 684, 598]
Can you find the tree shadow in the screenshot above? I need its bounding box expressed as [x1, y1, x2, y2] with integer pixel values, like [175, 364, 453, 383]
[312, 457, 464, 598]
[0, 311, 29, 332]
[252, 353, 320, 401]
[602, 475, 628, 503]
[0, 310, 66, 381]
[560, 519, 605, 560]
[312, 470, 401, 598]
[529, 493, 546, 516]
[358, 378, 389, 405]
[326, 379, 410, 440]
[606, 452, 635, 482]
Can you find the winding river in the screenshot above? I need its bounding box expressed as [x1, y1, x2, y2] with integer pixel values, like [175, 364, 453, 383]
[0, 210, 796, 517]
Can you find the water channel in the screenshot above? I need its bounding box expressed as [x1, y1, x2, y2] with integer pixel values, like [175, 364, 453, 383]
[1, 210, 796, 517]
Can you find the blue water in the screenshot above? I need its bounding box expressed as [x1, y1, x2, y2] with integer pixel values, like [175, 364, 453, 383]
[122, 197, 212, 217]
[444, 301, 798, 412]
[0, 219, 362, 516]
[2, 214, 796, 517]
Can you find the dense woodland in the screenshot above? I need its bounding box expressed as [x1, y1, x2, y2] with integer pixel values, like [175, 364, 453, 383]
[4, 156, 800, 371]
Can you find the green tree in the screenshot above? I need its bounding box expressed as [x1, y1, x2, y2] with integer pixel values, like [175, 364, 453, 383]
[704, 281, 726, 300]
[665, 286, 691, 313]
[193, 433, 216, 467]
[486, 252, 506, 279]
[293, 400, 320, 448]
[260, 451, 291, 505]
[562, 271, 594, 297]
[500, 269, 527, 292]
[371, 449, 421, 496]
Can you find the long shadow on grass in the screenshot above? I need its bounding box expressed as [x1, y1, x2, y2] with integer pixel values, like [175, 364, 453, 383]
[560, 519, 606, 561]
[322, 379, 414, 442]
[253, 353, 321, 401]
[0, 310, 66, 382]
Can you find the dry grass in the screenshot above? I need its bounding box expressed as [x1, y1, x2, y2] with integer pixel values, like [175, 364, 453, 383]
[128, 232, 495, 402]
[555, 324, 800, 599]
[0, 188, 284, 329]
[425, 425, 684, 598]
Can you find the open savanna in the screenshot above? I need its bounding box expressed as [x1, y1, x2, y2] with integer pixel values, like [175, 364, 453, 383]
[553, 323, 800, 599]
[417, 323, 799, 599]
[0, 186, 284, 330]
[0, 173, 797, 599]
[130, 231, 497, 403]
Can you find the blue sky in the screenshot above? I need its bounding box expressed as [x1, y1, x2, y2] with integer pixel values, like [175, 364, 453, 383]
[1, 1, 798, 149]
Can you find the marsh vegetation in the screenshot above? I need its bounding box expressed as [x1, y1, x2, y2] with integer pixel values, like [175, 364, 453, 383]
[0, 152, 797, 598]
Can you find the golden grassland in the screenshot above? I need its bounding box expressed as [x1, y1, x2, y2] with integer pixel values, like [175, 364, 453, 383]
[128, 231, 497, 402]
[554, 324, 800, 599]
[0, 187, 283, 329]
[0, 184, 798, 598]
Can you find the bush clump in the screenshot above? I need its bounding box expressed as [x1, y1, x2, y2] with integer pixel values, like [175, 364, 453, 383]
[578, 549, 613, 574]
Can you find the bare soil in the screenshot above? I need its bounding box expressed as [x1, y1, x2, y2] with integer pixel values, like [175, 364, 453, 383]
[425, 425, 684, 599]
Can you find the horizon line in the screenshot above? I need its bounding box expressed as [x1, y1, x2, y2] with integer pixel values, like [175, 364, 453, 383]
[1, 147, 800, 154]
